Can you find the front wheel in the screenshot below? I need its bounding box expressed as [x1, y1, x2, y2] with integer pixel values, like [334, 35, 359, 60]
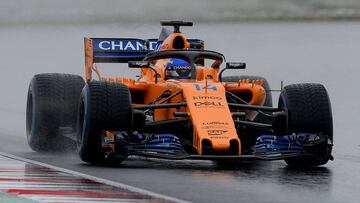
[279, 83, 333, 167]
[77, 81, 132, 165]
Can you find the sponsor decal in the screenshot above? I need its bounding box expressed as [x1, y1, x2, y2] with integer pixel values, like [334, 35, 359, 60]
[193, 84, 217, 91]
[203, 121, 229, 126]
[202, 126, 230, 129]
[166, 65, 192, 70]
[194, 101, 224, 108]
[98, 40, 146, 51]
[149, 41, 161, 50]
[129, 61, 149, 67]
[209, 136, 229, 139]
[202, 121, 230, 129]
[207, 130, 227, 136]
[227, 62, 246, 69]
[193, 95, 222, 100]
[93, 39, 160, 51]
[93, 38, 201, 52]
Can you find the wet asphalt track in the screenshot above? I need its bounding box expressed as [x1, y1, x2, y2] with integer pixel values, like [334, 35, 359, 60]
[0, 22, 360, 202]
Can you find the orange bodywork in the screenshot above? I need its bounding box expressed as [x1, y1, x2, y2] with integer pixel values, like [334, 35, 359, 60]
[84, 32, 266, 155]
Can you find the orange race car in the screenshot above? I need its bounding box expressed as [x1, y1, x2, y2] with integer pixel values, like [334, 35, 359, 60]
[26, 21, 333, 167]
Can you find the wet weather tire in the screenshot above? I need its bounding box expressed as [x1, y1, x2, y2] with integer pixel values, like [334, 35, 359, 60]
[77, 80, 132, 165]
[26, 73, 85, 152]
[279, 83, 333, 167]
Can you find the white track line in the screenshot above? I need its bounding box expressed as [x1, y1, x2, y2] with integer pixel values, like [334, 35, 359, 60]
[0, 152, 190, 203]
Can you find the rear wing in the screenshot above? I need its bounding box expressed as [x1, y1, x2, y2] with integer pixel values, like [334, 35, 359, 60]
[84, 37, 204, 80]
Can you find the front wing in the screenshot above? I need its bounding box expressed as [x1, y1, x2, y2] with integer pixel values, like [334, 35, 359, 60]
[112, 133, 331, 161]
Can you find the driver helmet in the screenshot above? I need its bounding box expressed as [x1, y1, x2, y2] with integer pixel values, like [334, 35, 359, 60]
[165, 58, 193, 80]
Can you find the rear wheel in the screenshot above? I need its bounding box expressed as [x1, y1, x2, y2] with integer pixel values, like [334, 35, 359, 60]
[279, 83, 333, 167]
[77, 80, 132, 165]
[26, 73, 85, 152]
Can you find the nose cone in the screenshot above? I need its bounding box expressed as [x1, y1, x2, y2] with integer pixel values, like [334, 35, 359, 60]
[181, 82, 241, 155]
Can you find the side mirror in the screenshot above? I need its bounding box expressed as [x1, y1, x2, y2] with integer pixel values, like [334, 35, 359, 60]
[218, 62, 246, 82]
[226, 62, 246, 69]
[128, 61, 159, 83]
[128, 61, 150, 68]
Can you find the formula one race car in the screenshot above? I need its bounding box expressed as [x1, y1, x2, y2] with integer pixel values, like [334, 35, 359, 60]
[26, 21, 333, 167]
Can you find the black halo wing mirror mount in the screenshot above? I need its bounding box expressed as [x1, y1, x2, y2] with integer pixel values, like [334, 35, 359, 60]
[226, 62, 246, 69]
[128, 61, 159, 83]
[218, 62, 246, 82]
[128, 61, 150, 68]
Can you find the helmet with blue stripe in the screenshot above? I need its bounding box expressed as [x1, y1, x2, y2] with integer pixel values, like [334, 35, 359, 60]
[165, 58, 193, 80]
